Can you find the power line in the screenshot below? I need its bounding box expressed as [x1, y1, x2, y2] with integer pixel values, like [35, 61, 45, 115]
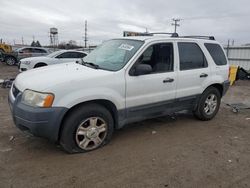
[172, 18, 180, 33]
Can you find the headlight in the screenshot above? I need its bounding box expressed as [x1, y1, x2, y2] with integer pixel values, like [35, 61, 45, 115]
[21, 90, 54, 108]
[22, 61, 31, 65]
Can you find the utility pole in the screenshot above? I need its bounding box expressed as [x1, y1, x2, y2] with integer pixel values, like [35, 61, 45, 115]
[172, 18, 180, 33]
[84, 20, 88, 48]
[22, 36, 24, 45]
[226, 39, 230, 57]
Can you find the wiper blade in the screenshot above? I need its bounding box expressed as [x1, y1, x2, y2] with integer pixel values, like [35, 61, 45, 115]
[81, 60, 100, 69]
[85, 62, 100, 69]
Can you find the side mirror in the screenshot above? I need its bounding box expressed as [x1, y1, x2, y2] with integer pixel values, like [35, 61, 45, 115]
[134, 64, 152, 76]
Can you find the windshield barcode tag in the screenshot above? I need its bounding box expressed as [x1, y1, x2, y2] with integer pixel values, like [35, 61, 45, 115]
[118, 44, 134, 51]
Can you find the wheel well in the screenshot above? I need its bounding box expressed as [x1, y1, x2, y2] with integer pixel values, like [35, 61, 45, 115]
[58, 100, 119, 141]
[208, 84, 223, 97]
[34, 62, 47, 68]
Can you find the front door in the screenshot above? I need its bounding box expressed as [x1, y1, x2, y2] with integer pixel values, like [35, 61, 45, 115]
[125, 42, 177, 120]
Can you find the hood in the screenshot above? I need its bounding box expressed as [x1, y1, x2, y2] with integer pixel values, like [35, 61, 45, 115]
[20, 56, 52, 62]
[14, 62, 111, 92]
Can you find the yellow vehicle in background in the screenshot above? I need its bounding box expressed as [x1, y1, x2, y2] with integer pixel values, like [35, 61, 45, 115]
[0, 43, 12, 53]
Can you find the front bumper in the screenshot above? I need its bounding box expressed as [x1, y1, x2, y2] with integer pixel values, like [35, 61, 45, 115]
[8, 88, 67, 142]
[18, 62, 30, 72]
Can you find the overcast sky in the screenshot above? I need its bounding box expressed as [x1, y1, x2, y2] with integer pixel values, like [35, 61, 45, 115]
[0, 0, 249, 46]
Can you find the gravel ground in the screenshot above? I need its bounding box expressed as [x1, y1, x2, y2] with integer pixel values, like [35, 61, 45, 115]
[0, 63, 250, 188]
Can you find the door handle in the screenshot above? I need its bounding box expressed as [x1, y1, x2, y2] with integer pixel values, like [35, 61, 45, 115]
[200, 73, 208, 78]
[163, 78, 174, 83]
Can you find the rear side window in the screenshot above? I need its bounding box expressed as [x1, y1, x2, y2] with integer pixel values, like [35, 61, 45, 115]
[32, 48, 47, 53]
[72, 52, 86, 58]
[56, 52, 72, 58]
[178, 43, 207, 71]
[205, 43, 227, 65]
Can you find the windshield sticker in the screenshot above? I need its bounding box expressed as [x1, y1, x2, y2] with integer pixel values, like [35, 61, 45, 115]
[118, 44, 134, 51]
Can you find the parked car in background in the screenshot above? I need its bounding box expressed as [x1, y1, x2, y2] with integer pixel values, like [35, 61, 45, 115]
[9, 34, 230, 153]
[1, 47, 50, 66]
[15, 47, 50, 60]
[1, 51, 18, 66]
[0, 51, 3, 62]
[19, 50, 87, 72]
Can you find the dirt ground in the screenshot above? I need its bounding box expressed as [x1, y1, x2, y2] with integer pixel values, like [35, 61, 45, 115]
[0, 62, 250, 188]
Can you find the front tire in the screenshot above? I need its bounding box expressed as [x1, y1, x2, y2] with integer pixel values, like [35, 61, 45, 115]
[5, 56, 17, 66]
[60, 104, 114, 153]
[194, 87, 221, 121]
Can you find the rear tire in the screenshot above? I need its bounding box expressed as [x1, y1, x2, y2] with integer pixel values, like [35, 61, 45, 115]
[194, 87, 221, 121]
[60, 104, 114, 153]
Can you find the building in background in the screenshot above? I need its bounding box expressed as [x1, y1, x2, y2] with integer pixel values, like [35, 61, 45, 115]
[225, 46, 250, 70]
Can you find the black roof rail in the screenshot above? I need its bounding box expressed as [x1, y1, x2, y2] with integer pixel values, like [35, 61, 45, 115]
[148, 32, 179, 37]
[180, 36, 215, 40]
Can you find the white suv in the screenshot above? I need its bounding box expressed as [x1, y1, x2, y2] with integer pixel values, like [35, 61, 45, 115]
[9, 34, 230, 153]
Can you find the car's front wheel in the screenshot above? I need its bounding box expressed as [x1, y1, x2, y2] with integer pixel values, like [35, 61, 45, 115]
[60, 104, 114, 153]
[5, 56, 17, 66]
[194, 87, 221, 121]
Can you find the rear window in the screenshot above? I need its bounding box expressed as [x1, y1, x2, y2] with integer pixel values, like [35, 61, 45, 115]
[204, 43, 227, 65]
[178, 42, 207, 70]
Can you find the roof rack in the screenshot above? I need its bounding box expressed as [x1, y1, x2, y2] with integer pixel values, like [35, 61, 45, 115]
[180, 36, 215, 40]
[148, 32, 179, 37]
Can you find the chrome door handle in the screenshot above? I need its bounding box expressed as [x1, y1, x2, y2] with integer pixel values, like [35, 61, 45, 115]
[163, 78, 174, 83]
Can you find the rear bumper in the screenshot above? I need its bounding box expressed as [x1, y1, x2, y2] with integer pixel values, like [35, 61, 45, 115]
[8, 89, 67, 142]
[222, 80, 230, 96]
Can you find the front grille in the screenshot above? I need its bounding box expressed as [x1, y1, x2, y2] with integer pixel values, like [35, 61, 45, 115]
[12, 85, 20, 98]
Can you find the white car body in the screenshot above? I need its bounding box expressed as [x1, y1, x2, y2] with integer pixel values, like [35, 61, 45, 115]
[19, 50, 87, 72]
[9, 35, 230, 152]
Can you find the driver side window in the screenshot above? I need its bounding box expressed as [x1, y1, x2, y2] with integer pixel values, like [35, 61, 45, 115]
[135, 43, 174, 74]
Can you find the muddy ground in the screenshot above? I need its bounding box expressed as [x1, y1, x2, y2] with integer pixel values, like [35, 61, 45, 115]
[0, 63, 250, 188]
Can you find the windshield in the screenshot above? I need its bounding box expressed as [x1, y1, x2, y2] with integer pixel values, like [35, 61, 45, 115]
[83, 39, 144, 71]
[47, 51, 62, 58]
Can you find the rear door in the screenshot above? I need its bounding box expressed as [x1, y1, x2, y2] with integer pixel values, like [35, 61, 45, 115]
[176, 42, 211, 99]
[31, 48, 48, 57]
